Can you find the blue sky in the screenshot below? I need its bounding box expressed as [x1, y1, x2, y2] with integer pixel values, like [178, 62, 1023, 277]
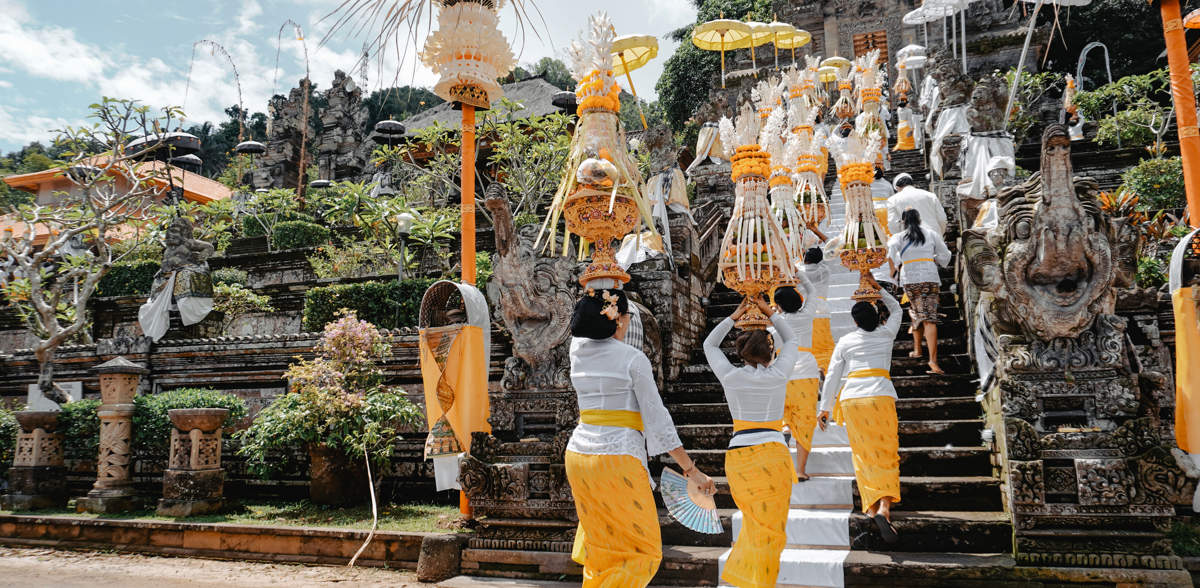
[0, 0, 697, 153]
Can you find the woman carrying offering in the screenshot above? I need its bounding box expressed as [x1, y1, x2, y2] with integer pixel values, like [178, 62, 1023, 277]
[887, 208, 952, 374]
[567, 288, 716, 588]
[817, 277, 903, 543]
[704, 297, 800, 588]
[770, 271, 819, 480]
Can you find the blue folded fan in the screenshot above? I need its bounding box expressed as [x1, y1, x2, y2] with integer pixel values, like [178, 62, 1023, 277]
[659, 467, 722, 535]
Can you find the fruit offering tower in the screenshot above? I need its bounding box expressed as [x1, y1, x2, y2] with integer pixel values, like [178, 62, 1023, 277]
[836, 128, 887, 300]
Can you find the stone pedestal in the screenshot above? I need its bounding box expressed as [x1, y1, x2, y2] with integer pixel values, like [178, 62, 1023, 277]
[157, 408, 229, 517]
[2, 411, 67, 511]
[79, 356, 147, 514]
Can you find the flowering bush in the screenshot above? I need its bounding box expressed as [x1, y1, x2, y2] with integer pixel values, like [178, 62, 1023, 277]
[1122, 156, 1186, 209]
[235, 313, 423, 478]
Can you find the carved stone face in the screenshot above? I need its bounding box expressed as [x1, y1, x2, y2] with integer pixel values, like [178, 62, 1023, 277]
[997, 129, 1114, 339]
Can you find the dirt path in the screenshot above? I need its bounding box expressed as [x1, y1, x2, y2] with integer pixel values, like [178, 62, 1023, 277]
[0, 547, 420, 587]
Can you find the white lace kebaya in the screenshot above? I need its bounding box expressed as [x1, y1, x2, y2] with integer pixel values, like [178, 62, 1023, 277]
[567, 337, 684, 487]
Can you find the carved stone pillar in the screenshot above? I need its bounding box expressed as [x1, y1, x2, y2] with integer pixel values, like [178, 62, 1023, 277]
[1, 411, 67, 510]
[79, 356, 148, 514]
[157, 408, 229, 516]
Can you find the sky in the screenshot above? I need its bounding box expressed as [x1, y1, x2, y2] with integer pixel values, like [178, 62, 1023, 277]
[0, 0, 698, 153]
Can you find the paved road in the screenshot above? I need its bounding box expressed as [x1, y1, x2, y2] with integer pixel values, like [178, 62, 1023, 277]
[0, 546, 418, 587]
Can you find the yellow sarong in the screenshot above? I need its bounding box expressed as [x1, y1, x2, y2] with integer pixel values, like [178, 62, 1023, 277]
[1175, 286, 1200, 453]
[841, 396, 901, 511]
[722, 443, 796, 588]
[895, 122, 915, 151]
[874, 208, 891, 238]
[784, 379, 820, 451]
[567, 451, 661, 588]
[812, 318, 834, 372]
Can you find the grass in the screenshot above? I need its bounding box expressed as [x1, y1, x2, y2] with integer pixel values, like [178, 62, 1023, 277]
[1171, 521, 1200, 557]
[0, 500, 469, 533]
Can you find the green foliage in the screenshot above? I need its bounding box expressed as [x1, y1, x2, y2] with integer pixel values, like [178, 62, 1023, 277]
[242, 210, 314, 237]
[214, 283, 275, 335]
[271, 220, 331, 250]
[309, 239, 400, 279]
[0, 405, 19, 479]
[61, 399, 102, 460]
[183, 107, 269, 179]
[363, 86, 445, 129]
[1137, 255, 1168, 289]
[485, 99, 573, 219]
[1073, 68, 1174, 121]
[1122, 156, 1186, 209]
[110, 238, 164, 264]
[95, 261, 161, 298]
[476, 251, 493, 286]
[131, 388, 248, 452]
[1002, 69, 1063, 145]
[303, 278, 434, 332]
[513, 212, 540, 229]
[1095, 106, 1159, 148]
[1171, 521, 1200, 557]
[1043, 0, 1174, 82]
[213, 268, 248, 286]
[619, 95, 668, 133]
[236, 314, 423, 478]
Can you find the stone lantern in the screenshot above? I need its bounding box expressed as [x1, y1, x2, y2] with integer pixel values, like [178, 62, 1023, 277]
[156, 408, 229, 516]
[79, 356, 148, 514]
[1, 411, 67, 510]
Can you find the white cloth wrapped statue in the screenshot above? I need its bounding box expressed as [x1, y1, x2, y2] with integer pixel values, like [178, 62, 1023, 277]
[138, 216, 215, 341]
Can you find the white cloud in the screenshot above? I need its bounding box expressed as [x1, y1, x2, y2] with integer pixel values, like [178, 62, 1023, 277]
[0, 80, 11, 88]
[0, 103, 76, 145]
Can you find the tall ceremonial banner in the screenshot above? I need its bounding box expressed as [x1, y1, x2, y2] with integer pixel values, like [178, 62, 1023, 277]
[419, 281, 492, 491]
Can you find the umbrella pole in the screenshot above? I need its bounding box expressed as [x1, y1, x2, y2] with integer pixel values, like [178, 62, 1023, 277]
[1158, 0, 1200, 227]
[462, 104, 477, 286]
[792, 47, 797, 67]
[951, 13, 957, 59]
[751, 42, 759, 79]
[721, 36, 727, 89]
[619, 53, 649, 130]
[942, 17, 946, 49]
[1003, 0, 1044, 132]
[961, 9, 967, 72]
[924, 22, 928, 46]
[775, 33, 780, 70]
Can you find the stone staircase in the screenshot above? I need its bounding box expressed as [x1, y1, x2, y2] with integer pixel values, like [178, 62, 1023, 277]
[647, 185, 1010, 587]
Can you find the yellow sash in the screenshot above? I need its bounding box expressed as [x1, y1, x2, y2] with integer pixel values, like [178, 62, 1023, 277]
[733, 419, 784, 432]
[903, 258, 934, 265]
[831, 369, 892, 425]
[579, 409, 644, 431]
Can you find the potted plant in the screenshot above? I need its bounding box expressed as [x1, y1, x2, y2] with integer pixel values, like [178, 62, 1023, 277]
[236, 313, 422, 505]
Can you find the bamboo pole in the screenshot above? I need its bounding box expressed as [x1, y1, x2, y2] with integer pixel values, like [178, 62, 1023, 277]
[462, 105, 477, 284]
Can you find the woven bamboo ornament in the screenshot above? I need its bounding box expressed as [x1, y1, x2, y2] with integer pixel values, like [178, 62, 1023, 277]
[893, 61, 912, 101]
[420, 0, 518, 108]
[854, 50, 888, 169]
[719, 102, 795, 329]
[831, 62, 856, 120]
[536, 12, 656, 287]
[760, 86, 806, 266]
[789, 98, 829, 229]
[836, 128, 887, 300]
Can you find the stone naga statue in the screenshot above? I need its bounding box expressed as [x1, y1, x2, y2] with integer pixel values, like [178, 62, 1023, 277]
[485, 184, 581, 390]
[962, 124, 1113, 340]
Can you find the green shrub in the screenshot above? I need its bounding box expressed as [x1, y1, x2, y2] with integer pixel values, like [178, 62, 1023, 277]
[272, 221, 331, 251]
[1122, 157, 1186, 209]
[213, 268, 248, 286]
[132, 388, 248, 451]
[242, 211, 315, 237]
[303, 278, 434, 332]
[95, 261, 160, 297]
[513, 212, 540, 229]
[0, 405, 19, 479]
[61, 399, 101, 460]
[1095, 107, 1158, 148]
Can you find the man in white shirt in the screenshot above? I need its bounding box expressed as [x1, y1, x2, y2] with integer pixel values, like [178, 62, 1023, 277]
[887, 173, 948, 237]
[817, 277, 902, 544]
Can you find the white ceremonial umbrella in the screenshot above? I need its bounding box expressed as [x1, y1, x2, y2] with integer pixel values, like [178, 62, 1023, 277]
[1004, 0, 1094, 131]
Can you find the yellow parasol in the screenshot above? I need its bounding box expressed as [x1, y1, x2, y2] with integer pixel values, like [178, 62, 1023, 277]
[775, 28, 812, 67]
[611, 34, 659, 129]
[693, 18, 752, 88]
[745, 21, 775, 78]
[764, 20, 798, 70]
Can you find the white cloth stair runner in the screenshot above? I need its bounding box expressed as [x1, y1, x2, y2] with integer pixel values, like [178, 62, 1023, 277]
[719, 183, 860, 588]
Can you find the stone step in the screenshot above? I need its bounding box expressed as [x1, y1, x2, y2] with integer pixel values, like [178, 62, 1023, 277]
[847, 511, 1013, 554]
[735, 508, 851, 548]
[659, 508, 734, 547]
[459, 545, 726, 586]
[685, 339, 974, 372]
[664, 397, 981, 425]
[665, 376, 980, 404]
[673, 419, 983, 450]
[653, 444, 989, 480]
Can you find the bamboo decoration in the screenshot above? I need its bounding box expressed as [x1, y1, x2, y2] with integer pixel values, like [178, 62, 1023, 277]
[831, 63, 856, 120]
[854, 50, 888, 170]
[536, 12, 657, 287]
[718, 102, 795, 330]
[836, 128, 887, 301]
[759, 80, 806, 266]
[789, 98, 829, 230]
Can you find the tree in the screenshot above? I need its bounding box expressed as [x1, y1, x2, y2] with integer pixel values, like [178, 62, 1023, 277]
[527, 56, 576, 91]
[362, 86, 445, 129]
[0, 97, 179, 404]
[1041, 0, 1197, 81]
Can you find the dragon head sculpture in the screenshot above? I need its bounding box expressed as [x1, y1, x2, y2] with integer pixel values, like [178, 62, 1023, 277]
[964, 124, 1115, 340]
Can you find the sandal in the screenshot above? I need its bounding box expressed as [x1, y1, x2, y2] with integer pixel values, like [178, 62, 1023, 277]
[908, 351, 923, 358]
[927, 361, 945, 375]
[797, 473, 810, 482]
[874, 514, 899, 544]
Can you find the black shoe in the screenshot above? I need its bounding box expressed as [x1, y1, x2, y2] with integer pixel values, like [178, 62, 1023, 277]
[874, 514, 899, 544]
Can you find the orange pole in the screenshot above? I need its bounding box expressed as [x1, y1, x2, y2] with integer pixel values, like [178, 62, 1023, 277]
[462, 105, 477, 284]
[1160, 0, 1200, 227]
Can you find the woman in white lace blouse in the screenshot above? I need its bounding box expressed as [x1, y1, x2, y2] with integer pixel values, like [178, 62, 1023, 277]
[566, 288, 715, 588]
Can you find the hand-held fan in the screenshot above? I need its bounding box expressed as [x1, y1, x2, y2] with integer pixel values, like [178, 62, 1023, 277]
[659, 467, 722, 534]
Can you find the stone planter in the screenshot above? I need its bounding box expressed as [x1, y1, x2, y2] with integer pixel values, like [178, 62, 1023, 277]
[157, 408, 229, 517]
[307, 443, 368, 506]
[79, 356, 147, 514]
[1, 411, 67, 511]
